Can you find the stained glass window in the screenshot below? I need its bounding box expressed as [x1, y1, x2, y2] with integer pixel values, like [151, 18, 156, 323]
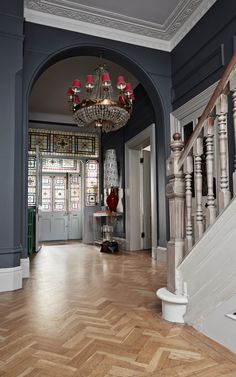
[29, 132, 50, 152]
[28, 157, 36, 206]
[42, 158, 80, 172]
[53, 176, 67, 212]
[85, 160, 99, 206]
[69, 174, 81, 211]
[41, 175, 53, 212]
[28, 129, 99, 157]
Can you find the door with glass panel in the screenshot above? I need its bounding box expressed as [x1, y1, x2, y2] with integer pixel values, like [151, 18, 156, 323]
[39, 173, 82, 241]
[68, 173, 82, 239]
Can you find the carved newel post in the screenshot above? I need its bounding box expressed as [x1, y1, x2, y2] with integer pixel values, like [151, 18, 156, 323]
[166, 133, 185, 294]
[229, 71, 236, 195]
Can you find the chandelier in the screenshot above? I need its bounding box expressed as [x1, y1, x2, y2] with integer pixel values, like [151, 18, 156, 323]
[67, 64, 134, 133]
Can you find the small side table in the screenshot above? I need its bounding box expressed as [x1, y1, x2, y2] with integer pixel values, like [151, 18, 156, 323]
[93, 211, 122, 245]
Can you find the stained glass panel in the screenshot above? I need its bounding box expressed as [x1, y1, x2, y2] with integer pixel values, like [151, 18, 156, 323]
[75, 136, 95, 155]
[53, 135, 72, 154]
[85, 160, 99, 206]
[29, 132, 50, 152]
[28, 129, 99, 158]
[28, 157, 36, 206]
[42, 158, 80, 172]
[41, 176, 53, 211]
[69, 174, 81, 211]
[53, 176, 67, 212]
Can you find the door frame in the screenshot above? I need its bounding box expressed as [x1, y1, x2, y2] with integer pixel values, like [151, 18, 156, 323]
[125, 123, 157, 253]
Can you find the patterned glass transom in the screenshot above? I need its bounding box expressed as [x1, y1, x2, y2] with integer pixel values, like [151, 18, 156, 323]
[28, 128, 99, 158]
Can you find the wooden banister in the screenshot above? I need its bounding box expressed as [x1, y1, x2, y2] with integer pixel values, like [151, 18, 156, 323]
[178, 52, 236, 169]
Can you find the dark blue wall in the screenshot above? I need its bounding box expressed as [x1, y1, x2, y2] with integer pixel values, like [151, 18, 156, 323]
[171, 0, 236, 191]
[0, 2, 24, 267]
[171, 0, 236, 110]
[102, 84, 155, 237]
[23, 22, 172, 247]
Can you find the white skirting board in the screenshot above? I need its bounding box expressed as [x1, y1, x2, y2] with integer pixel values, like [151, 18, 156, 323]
[152, 247, 167, 263]
[0, 266, 23, 292]
[21, 257, 30, 278]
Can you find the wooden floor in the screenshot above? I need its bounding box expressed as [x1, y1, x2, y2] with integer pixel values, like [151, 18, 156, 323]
[0, 244, 236, 377]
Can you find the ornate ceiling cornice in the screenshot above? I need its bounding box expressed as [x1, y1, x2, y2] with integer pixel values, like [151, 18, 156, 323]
[24, 0, 217, 51]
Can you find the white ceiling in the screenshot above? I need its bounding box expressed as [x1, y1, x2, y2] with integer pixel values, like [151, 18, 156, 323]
[56, 0, 180, 25]
[24, 0, 217, 51]
[29, 56, 138, 121]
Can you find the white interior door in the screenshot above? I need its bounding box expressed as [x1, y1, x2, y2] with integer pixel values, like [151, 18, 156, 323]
[39, 172, 82, 241]
[140, 149, 152, 249]
[39, 174, 68, 241]
[68, 173, 82, 239]
[35, 146, 42, 251]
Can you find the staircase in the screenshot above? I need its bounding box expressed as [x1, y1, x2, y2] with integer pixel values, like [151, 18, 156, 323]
[157, 52, 236, 353]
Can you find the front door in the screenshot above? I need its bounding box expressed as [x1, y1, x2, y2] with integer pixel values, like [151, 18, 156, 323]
[39, 173, 82, 241]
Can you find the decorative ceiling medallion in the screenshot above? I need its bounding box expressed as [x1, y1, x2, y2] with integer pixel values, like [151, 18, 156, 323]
[25, 0, 217, 51]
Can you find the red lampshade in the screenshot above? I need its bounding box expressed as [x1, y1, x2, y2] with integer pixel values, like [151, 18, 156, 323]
[72, 79, 81, 91]
[130, 92, 135, 100]
[117, 76, 126, 90]
[86, 75, 94, 84]
[102, 73, 111, 83]
[125, 83, 132, 92]
[67, 87, 73, 95]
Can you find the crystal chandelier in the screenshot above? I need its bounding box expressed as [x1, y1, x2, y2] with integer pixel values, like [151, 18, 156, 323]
[67, 64, 134, 133]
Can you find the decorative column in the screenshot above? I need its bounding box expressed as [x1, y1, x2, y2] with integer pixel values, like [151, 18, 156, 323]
[194, 136, 204, 241]
[166, 133, 185, 294]
[184, 155, 193, 253]
[205, 118, 216, 227]
[216, 94, 231, 212]
[230, 73, 236, 195]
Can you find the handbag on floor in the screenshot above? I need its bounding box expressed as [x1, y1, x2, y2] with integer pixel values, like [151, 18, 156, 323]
[100, 240, 118, 253]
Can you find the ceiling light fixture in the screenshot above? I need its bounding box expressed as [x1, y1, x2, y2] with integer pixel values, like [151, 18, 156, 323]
[67, 64, 134, 133]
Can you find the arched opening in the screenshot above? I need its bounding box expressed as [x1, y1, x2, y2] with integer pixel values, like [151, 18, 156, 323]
[23, 45, 167, 258]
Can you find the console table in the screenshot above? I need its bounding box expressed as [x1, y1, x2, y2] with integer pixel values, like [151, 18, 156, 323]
[93, 211, 122, 245]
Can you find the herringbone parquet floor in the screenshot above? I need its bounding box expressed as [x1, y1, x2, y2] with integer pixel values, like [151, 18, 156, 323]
[0, 244, 236, 377]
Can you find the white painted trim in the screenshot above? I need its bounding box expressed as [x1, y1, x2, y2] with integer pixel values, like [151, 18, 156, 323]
[152, 246, 167, 263]
[21, 258, 30, 278]
[125, 124, 157, 252]
[225, 314, 236, 321]
[24, 8, 170, 52]
[170, 0, 217, 50]
[0, 266, 22, 292]
[24, 0, 217, 52]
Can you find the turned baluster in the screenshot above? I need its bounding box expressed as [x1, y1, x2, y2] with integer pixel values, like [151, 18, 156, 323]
[194, 136, 204, 241]
[184, 155, 193, 252]
[216, 94, 231, 212]
[205, 117, 216, 227]
[230, 72, 236, 195]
